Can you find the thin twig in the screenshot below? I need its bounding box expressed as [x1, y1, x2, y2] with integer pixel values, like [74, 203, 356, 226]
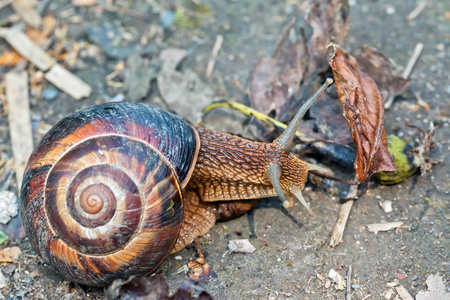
[407, 0, 428, 22]
[402, 43, 424, 79]
[395, 285, 414, 300]
[346, 265, 352, 300]
[329, 177, 358, 247]
[385, 43, 424, 109]
[206, 34, 224, 78]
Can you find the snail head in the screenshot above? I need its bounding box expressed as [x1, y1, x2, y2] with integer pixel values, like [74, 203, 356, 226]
[265, 78, 334, 215]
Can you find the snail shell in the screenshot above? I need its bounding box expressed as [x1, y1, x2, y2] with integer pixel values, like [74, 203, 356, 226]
[20, 103, 199, 287]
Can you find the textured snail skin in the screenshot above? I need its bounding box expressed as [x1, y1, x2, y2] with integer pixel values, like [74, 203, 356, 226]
[20, 103, 199, 287]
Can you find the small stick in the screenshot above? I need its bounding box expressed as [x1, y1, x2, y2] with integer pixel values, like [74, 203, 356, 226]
[11, 0, 42, 28]
[407, 0, 428, 22]
[346, 265, 352, 300]
[402, 43, 424, 79]
[385, 43, 424, 109]
[395, 285, 414, 300]
[205, 34, 224, 78]
[6, 71, 34, 190]
[329, 177, 358, 247]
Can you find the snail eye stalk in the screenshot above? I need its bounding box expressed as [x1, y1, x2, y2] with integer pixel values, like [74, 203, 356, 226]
[268, 78, 333, 214]
[272, 78, 333, 151]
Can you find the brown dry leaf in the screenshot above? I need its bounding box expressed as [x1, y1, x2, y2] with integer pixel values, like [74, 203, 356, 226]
[356, 45, 410, 101]
[249, 0, 349, 122]
[105, 275, 213, 300]
[249, 19, 307, 119]
[302, 0, 349, 79]
[329, 44, 396, 182]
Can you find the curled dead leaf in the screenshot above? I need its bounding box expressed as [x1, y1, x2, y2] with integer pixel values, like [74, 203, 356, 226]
[329, 44, 396, 182]
[249, 0, 349, 122]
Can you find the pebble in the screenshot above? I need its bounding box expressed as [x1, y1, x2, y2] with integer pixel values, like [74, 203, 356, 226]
[160, 10, 175, 28]
[0, 271, 6, 288]
[2, 264, 17, 275]
[379, 200, 393, 213]
[42, 88, 59, 101]
[352, 284, 361, 289]
[228, 239, 255, 254]
[385, 5, 395, 15]
[174, 255, 182, 260]
[21, 276, 33, 284]
[108, 93, 125, 103]
[0, 191, 19, 224]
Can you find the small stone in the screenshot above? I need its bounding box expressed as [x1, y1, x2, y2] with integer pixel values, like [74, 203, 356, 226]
[352, 284, 361, 289]
[385, 5, 395, 15]
[0, 191, 18, 224]
[383, 288, 395, 299]
[108, 93, 125, 103]
[328, 269, 338, 282]
[2, 264, 17, 275]
[174, 255, 182, 260]
[228, 239, 256, 254]
[160, 10, 175, 28]
[42, 88, 59, 101]
[379, 200, 393, 213]
[21, 276, 33, 284]
[0, 271, 7, 288]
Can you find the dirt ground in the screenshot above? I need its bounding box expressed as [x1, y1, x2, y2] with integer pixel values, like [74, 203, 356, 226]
[0, 0, 449, 299]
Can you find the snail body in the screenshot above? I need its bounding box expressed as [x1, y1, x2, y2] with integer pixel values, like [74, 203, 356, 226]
[21, 79, 333, 287]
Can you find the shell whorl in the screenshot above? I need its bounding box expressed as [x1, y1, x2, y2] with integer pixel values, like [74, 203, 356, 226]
[20, 103, 199, 286]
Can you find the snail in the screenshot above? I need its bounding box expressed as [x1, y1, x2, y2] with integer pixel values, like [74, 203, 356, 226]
[20, 79, 333, 287]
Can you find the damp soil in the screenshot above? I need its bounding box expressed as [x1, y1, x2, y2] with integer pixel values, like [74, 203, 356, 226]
[0, 1, 448, 299]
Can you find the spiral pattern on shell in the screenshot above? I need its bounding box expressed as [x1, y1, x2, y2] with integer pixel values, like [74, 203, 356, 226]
[20, 103, 199, 286]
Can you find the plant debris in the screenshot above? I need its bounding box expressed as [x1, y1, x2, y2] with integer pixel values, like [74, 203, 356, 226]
[328, 269, 346, 290]
[329, 44, 397, 182]
[365, 221, 405, 232]
[249, 0, 349, 122]
[228, 239, 256, 254]
[378, 200, 393, 213]
[5, 71, 33, 188]
[355, 45, 410, 104]
[0, 28, 92, 100]
[395, 284, 414, 300]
